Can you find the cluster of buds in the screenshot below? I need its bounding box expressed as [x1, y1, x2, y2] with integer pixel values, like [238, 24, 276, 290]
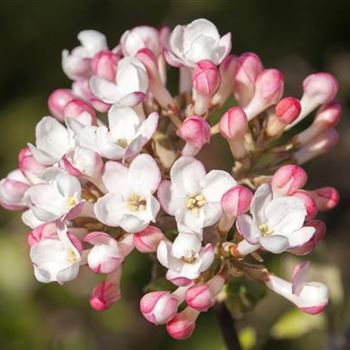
[0, 19, 341, 340]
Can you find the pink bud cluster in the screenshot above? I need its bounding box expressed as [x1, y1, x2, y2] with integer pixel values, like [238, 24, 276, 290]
[0, 18, 341, 341]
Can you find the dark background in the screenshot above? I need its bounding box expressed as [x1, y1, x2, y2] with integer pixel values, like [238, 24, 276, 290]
[0, 0, 350, 349]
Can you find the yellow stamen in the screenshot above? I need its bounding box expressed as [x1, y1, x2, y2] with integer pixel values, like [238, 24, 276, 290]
[66, 197, 77, 209]
[258, 223, 273, 236]
[116, 138, 128, 148]
[66, 248, 78, 263]
[127, 194, 147, 212]
[181, 250, 197, 263]
[186, 194, 206, 214]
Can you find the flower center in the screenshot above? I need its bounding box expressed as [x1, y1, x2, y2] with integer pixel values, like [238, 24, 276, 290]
[116, 138, 128, 148]
[186, 194, 206, 214]
[127, 194, 147, 212]
[181, 250, 197, 264]
[66, 196, 78, 209]
[258, 223, 273, 236]
[66, 248, 78, 263]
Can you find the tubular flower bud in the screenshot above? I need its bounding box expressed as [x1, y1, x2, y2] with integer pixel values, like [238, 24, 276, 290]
[234, 52, 264, 106]
[136, 48, 174, 108]
[166, 307, 200, 340]
[272, 164, 308, 196]
[219, 185, 253, 232]
[18, 146, 47, 183]
[293, 129, 339, 164]
[212, 54, 239, 106]
[134, 225, 165, 253]
[292, 190, 318, 221]
[91, 50, 119, 81]
[244, 69, 284, 120]
[308, 187, 340, 211]
[266, 97, 301, 137]
[177, 115, 211, 156]
[265, 262, 328, 314]
[293, 102, 341, 146]
[63, 98, 96, 121]
[89, 269, 122, 311]
[192, 60, 220, 115]
[140, 291, 180, 325]
[288, 220, 326, 256]
[48, 89, 76, 121]
[287, 73, 338, 129]
[219, 106, 248, 160]
[185, 275, 225, 312]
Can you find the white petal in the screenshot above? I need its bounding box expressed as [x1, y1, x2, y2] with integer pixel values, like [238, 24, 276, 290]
[90, 76, 124, 103]
[236, 215, 260, 244]
[259, 235, 289, 253]
[127, 154, 161, 194]
[250, 183, 273, 225]
[201, 170, 236, 202]
[95, 126, 125, 159]
[77, 30, 107, 56]
[292, 261, 310, 295]
[94, 193, 127, 227]
[170, 156, 206, 196]
[288, 227, 315, 248]
[199, 244, 215, 271]
[265, 197, 306, 235]
[202, 202, 222, 227]
[157, 180, 184, 216]
[102, 161, 128, 194]
[171, 232, 201, 259]
[56, 172, 81, 198]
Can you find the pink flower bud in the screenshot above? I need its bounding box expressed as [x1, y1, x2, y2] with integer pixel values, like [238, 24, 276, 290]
[27, 223, 58, 247]
[48, 89, 75, 121]
[0, 170, 30, 210]
[244, 69, 284, 120]
[272, 164, 308, 196]
[140, 291, 179, 325]
[136, 48, 174, 108]
[185, 275, 225, 312]
[177, 116, 211, 156]
[275, 97, 301, 124]
[91, 50, 119, 81]
[212, 55, 239, 106]
[134, 225, 164, 253]
[90, 280, 121, 311]
[166, 307, 199, 340]
[18, 146, 46, 180]
[287, 73, 338, 129]
[219, 107, 248, 159]
[219, 185, 253, 232]
[288, 220, 326, 256]
[294, 129, 339, 164]
[294, 102, 341, 145]
[292, 190, 318, 221]
[63, 98, 96, 120]
[308, 187, 340, 211]
[234, 52, 264, 106]
[192, 60, 220, 97]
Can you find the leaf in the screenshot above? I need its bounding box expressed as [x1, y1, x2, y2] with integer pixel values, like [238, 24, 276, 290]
[271, 308, 325, 339]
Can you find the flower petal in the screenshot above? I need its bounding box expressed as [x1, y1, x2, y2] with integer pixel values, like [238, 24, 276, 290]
[201, 170, 236, 202]
[259, 235, 289, 253]
[236, 214, 260, 244]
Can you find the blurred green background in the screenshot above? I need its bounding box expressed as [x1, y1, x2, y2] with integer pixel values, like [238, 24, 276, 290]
[1, 0, 350, 349]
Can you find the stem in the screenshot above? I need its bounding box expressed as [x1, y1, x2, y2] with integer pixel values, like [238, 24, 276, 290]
[216, 303, 242, 350]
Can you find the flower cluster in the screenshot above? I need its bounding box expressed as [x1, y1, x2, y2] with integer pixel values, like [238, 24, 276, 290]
[0, 18, 340, 340]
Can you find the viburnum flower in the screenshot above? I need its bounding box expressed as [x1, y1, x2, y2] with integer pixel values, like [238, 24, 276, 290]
[236, 184, 315, 255]
[0, 17, 342, 346]
[158, 156, 236, 234]
[94, 154, 161, 232]
[84, 105, 159, 160]
[157, 232, 215, 286]
[165, 18, 231, 67]
[265, 261, 328, 314]
[30, 225, 83, 284]
[90, 57, 148, 106]
[62, 30, 108, 81]
[26, 168, 84, 224]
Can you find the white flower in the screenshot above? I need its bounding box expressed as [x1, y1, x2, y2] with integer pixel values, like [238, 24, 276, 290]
[165, 18, 231, 67]
[120, 26, 162, 57]
[30, 225, 82, 284]
[236, 184, 315, 255]
[89, 57, 149, 106]
[157, 232, 215, 286]
[94, 154, 161, 233]
[84, 105, 158, 161]
[158, 156, 236, 234]
[62, 30, 108, 80]
[28, 116, 75, 166]
[26, 168, 84, 223]
[266, 261, 328, 314]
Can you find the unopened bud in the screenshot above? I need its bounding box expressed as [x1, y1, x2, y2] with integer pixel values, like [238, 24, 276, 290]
[48, 89, 75, 121]
[166, 307, 199, 340]
[134, 225, 164, 253]
[308, 187, 340, 211]
[91, 50, 119, 81]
